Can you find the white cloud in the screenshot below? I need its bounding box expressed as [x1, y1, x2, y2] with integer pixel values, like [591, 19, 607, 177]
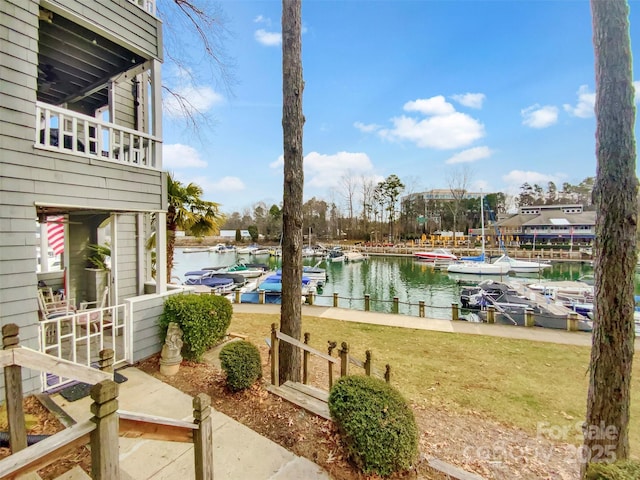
[254, 15, 266, 23]
[521, 104, 558, 128]
[403, 96, 455, 116]
[563, 85, 595, 118]
[445, 146, 492, 164]
[255, 29, 282, 46]
[451, 93, 486, 109]
[501, 170, 566, 196]
[379, 112, 485, 150]
[164, 86, 223, 118]
[354, 121, 381, 133]
[270, 151, 376, 189]
[163, 144, 207, 169]
[207, 176, 246, 192]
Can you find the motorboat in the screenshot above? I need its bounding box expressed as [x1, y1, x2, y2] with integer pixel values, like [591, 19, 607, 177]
[414, 249, 457, 262]
[236, 245, 258, 255]
[526, 280, 594, 303]
[447, 261, 510, 275]
[276, 266, 327, 286]
[460, 280, 592, 331]
[183, 271, 235, 293]
[344, 249, 368, 262]
[257, 273, 317, 295]
[182, 247, 210, 253]
[326, 247, 346, 263]
[492, 254, 552, 274]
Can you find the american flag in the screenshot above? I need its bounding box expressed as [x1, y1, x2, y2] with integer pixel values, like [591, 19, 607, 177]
[47, 216, 65, 255]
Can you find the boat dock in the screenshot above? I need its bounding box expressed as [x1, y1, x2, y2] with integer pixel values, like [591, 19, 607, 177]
[506, 281, 580, 317]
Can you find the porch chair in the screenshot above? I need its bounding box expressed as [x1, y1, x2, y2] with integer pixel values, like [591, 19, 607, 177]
[37, 287, 76, 345]
[76, 286, 111, 333]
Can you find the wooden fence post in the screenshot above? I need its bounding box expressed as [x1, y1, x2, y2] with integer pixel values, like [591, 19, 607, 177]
[567, 312, 579, 332]
[392, 297, 399, 314]
[487, 306, 496, 324]
[339, 342, 349, 377]
[307, 292, 314, 305]
[333, 292, 339, 308]
[328, 341, 337, 388]
[451, 303, 459, 321]
[525, 308, 535, 327]
[98, 349, 114, 374]
[2, 324, 27, 453]
[193, 393, 214, 480]
[270, 323, 279, 386]
[364, 294, 370, 312]
[303, 333, 310, 384]
[90, 380, 119, 480]
[419, 301, 425, 318]
[259, 290, 266, 304]
[364, 350, 372, 377]
[235, 290, 241, 304]
[384, 364, 391, 384]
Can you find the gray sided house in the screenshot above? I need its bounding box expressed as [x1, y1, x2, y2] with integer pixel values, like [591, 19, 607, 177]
[1, 0, 185, 395]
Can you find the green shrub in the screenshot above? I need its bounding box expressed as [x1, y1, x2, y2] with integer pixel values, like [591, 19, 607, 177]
[160, 294, 232, 361]
[586, 460, 640, 480]
[219, 340, 262, 391]
[328, 375, 418, 476]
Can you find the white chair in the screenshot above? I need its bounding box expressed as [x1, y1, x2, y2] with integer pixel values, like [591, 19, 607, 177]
[77, 287, 111, 333]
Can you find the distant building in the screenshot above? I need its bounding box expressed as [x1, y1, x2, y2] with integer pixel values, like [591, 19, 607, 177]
[219, 229, 252, 241]
[485, 204, 595, 245]
[402, 189, 485, 203]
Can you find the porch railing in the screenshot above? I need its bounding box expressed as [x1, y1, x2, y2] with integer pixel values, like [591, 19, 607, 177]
[38, 304, 129, 391]
[35, 102, 161, 170]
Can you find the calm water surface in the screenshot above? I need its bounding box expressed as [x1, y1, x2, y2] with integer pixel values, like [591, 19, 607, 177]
[172, 249, 611, 320]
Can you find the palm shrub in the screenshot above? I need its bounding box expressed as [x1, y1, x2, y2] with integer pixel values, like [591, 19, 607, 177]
[328, 375, 418, 476]
[219, 340, 262, 391]
[160, 294, 232, 361]
[586, 461, 640, 480]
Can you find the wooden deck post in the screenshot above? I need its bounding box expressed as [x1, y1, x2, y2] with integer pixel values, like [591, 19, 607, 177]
[364, 350, 372, 376]
[339, 342, 349, 377]
[525, 308, 535, 327]
[259, 290, 266, 304]
[333, 292, 339, 308]
[487, 305, 496, 324]
[328, 341, 337, 388]
[98, 349, 114, 374]
[392, 297, 399, 314]
[193, 393, 214, 480]
[2, 324, 27, 453]
[567, 312, 579, 332]
[419, 301, 425, 318]
[307, 292, 314, 305]
[451, 303, 459, 321]
[364, 294, 370, 312]
[234, 290, 241, 304]
[270, 323, 279, 386]
[384, 364, 391, 384]
[303, 333, 310, 384]
[90, 380, 120, 480]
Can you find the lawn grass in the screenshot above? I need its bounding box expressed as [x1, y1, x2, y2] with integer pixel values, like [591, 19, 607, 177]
[230, 312, 640, 456]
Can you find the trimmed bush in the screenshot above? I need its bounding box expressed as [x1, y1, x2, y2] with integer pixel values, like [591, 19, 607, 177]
[328, 375, 418, 476]
[219, 340, 262, 391]
[160, 294, 232, 361]
[586, 460, 640, 480]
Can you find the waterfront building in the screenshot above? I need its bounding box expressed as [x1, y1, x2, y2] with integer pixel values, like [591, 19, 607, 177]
[1, 0, 182, 395]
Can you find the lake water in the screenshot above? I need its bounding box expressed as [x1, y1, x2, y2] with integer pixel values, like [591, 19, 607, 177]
[172, 249, 607, 320]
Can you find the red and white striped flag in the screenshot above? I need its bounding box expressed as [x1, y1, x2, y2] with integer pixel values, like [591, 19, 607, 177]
[47, 216, 65, 255]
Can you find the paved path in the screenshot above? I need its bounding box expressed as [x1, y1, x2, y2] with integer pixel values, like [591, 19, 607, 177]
[50, 367, 330, 480]
[233, 303, 640, 351]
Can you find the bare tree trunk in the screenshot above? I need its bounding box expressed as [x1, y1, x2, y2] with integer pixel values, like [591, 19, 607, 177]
[583, 0, 636, 474]
[279, 0, 304, 384]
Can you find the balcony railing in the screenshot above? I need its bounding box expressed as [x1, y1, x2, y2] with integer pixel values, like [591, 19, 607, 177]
[128, 0, 156, 16]
[35, 102, 161, 170]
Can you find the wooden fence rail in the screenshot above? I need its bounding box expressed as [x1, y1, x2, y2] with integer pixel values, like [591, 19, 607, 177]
[0, 324, 214, 480]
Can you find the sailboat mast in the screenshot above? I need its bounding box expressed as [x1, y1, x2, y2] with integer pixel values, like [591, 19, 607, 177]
[480, 192, 485, 255]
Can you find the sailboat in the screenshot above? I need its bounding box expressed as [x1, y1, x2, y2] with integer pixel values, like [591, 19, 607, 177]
[447, 193, 511, 275]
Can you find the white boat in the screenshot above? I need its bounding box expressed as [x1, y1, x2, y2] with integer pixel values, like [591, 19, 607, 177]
[447, 192, 511, 276]
[236, 246, 258, 255]
[182, 247, 211, 253]
[492, 254, 552, 274]
[526, 280, 594, 302]
[326, 247, 345, 263]
[344, 249, 368, 262]
[414, 249, 457, 262]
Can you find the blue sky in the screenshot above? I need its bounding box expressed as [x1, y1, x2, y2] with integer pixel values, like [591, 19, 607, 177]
[161, 0, 640, 215]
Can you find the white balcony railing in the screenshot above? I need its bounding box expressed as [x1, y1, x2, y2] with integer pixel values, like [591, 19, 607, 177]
[35, 102, 161, 170]
[128, 0, 156, 16]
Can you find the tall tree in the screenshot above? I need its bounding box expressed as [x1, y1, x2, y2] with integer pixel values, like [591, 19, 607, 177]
[583, 0, 637, 474]
[279, 0, 304, 383]
[166, 173, 225, 282]
[446, 166, 471, 244]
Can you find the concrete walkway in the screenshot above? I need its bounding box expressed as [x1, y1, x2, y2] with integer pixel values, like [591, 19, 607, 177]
[50, 367, 330, 480]
[233, 303, 640, 351]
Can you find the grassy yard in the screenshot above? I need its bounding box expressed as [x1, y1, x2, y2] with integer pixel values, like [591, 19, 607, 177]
[230, 311, 640, 457]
